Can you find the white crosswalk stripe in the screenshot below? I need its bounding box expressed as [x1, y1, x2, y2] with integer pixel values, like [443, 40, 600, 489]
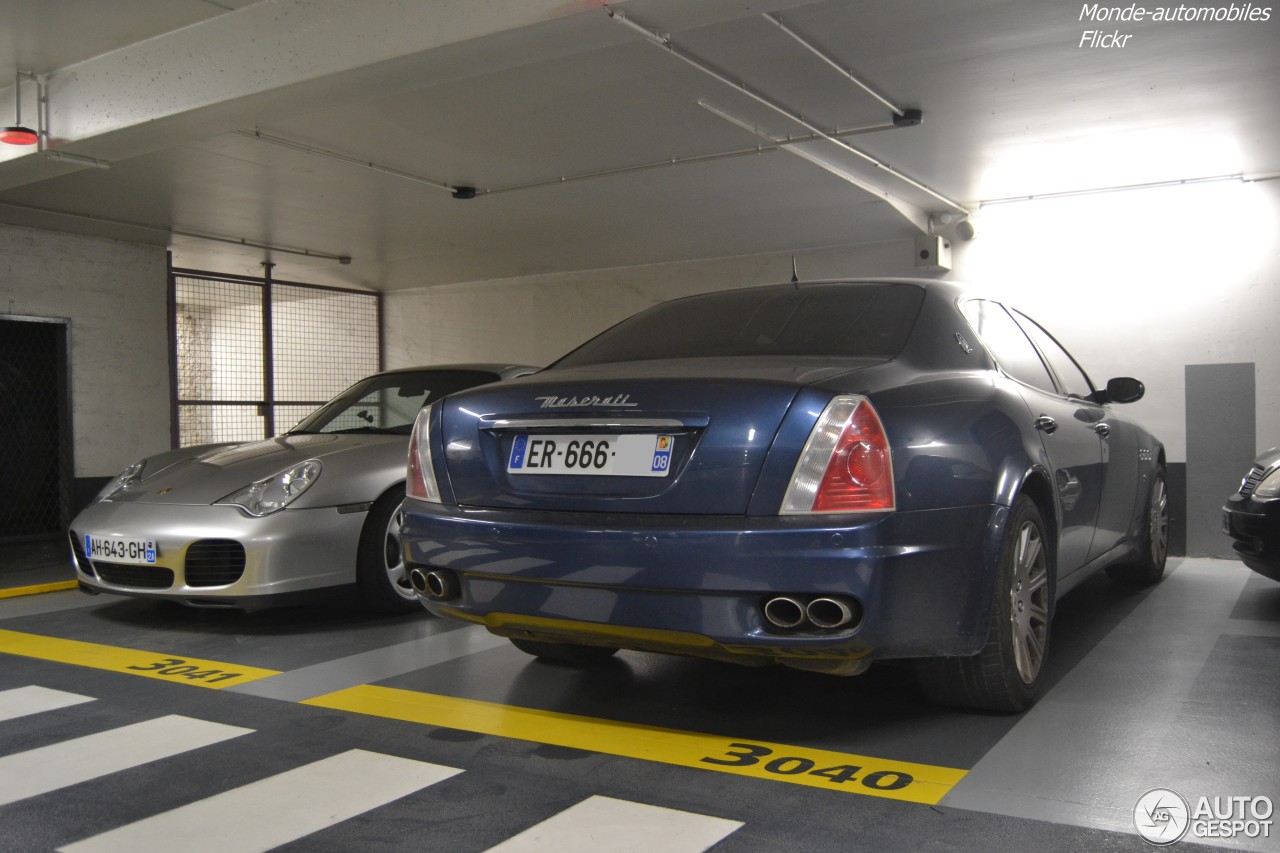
[59, 748, 463, 853]
[1, 685, 747, 852]
[0, 714, 253, 807]
[485, 795, 744, 853]
[0, 685, 95, 722]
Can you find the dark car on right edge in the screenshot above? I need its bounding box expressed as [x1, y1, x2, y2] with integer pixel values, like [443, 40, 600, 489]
[1223, 447, 1280, 581]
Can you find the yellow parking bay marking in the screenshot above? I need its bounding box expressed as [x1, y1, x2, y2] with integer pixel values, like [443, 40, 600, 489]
[0, 628, 965, 802]
[0, 629, 280, 689]
[0, 580, 78, 599]
[304, 685, 966, 804]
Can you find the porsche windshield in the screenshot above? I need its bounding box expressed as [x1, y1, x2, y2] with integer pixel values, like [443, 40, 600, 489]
[289, 370, 499, 435]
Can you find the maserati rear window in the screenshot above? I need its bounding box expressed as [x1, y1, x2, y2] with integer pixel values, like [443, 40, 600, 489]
[555, 283, 925, 367]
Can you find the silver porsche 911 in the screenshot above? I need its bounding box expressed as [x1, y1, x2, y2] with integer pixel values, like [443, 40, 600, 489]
[69, 364, 535, 612]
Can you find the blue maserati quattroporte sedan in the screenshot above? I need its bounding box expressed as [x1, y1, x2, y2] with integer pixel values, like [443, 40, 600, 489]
[401, 280, 1168, 711]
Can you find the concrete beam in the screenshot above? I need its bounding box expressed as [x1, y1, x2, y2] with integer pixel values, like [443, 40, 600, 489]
[0, 0, 609, 187]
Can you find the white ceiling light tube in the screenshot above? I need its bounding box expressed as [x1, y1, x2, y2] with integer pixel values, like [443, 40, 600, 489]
[978, 174, 1249, 207]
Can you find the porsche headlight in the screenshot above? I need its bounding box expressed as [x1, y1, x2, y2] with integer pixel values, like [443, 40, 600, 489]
[98, 460, 147, 501]
[1256, 466, 1280, 500]
[218, 459, 323, 517]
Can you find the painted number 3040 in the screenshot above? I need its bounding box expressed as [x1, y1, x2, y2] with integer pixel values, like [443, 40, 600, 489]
[127, 657, 244, 684]
[701, 742, 913, 790]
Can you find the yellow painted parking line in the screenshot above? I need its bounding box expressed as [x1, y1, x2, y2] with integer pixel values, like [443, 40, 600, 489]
[0, 629, 280, 690]
[0, 581, 79, 599]
[0, 626, 966, 802]
[304, 684, 966, 804]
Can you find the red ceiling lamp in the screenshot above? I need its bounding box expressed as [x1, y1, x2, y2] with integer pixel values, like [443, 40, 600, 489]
[2, 126, 38, 146]
[4, 71, 40, 147]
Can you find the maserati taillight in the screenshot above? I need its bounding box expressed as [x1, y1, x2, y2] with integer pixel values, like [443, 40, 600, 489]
[780, 395, 895, 514]
[407, 404, 442, 503]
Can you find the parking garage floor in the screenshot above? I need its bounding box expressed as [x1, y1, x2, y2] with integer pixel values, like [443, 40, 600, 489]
[0, 553, 1276, 852]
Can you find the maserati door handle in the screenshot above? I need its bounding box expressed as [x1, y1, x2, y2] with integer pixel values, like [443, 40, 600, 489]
[1034, 416, 1058, 434]
[1094, 422, 1111, 438]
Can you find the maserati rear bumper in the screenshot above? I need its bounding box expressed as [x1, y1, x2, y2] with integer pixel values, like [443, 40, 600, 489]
[402, 501, 1005, 666]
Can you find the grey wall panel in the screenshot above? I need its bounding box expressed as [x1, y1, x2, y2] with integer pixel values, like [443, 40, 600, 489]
[1185, 364, 1255, 557]
[1165, 462, 1186, 557]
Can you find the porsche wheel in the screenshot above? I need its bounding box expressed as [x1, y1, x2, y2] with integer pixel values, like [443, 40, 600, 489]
[356, 485, 418, 614]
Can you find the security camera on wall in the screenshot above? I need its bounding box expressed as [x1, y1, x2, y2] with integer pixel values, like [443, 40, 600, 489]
[914, 235, 952, 271]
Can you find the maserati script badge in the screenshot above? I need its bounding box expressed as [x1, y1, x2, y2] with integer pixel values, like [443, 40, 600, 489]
[536, 394, 638, 409]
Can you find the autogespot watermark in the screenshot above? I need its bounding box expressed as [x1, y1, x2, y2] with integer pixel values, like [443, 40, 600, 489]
[1134, 788, 1274, 845]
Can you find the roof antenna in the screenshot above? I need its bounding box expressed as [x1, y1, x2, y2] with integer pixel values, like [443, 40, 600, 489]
[790, 256, 800, 285]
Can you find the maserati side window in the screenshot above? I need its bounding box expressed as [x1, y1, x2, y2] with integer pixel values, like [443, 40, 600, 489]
[961, 300, 1056, 393]
[1012, 310, 1095, 399]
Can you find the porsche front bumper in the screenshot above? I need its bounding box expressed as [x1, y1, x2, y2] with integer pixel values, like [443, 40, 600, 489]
[70, 500, 368, 607]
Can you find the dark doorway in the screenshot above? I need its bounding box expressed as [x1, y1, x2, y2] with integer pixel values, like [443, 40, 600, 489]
[0, 316, 72, 543]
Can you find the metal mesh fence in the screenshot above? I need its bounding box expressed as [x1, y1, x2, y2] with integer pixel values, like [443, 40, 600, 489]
[272, 404, 318, 436]
[175, 276, 263, 447]
[173, 271, 379, 447]
[272, 284, 379, 404]
[0, 317, 70, 540]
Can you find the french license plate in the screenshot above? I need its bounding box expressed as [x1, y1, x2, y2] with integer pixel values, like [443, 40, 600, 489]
[84, 534, 158, 565]
[508, 434, 674, 477]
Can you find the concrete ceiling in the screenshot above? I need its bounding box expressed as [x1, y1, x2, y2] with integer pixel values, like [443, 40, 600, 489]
[1, 0, 1277, 291]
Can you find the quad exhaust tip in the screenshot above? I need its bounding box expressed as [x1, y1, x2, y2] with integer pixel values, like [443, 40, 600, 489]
[762, 594, 861, 631]
[409, 568, 460, 601]
[762, 596, 807, 629]
[807, 596, 855, 629]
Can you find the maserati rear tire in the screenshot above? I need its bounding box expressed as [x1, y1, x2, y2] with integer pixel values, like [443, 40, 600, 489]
[916, 495, 1052, 712]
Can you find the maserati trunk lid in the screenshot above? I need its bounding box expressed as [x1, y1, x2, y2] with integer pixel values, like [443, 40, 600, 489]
[437, 358, 882, 514]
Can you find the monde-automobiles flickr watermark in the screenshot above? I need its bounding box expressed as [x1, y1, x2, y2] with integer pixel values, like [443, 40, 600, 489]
[1134, 788, 1274, 845]
[1076, 3, 1274, 49]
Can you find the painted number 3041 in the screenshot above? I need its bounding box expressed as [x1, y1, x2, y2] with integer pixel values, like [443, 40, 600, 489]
[126, 657, 245, 684]
[701, 742, 914, 790]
